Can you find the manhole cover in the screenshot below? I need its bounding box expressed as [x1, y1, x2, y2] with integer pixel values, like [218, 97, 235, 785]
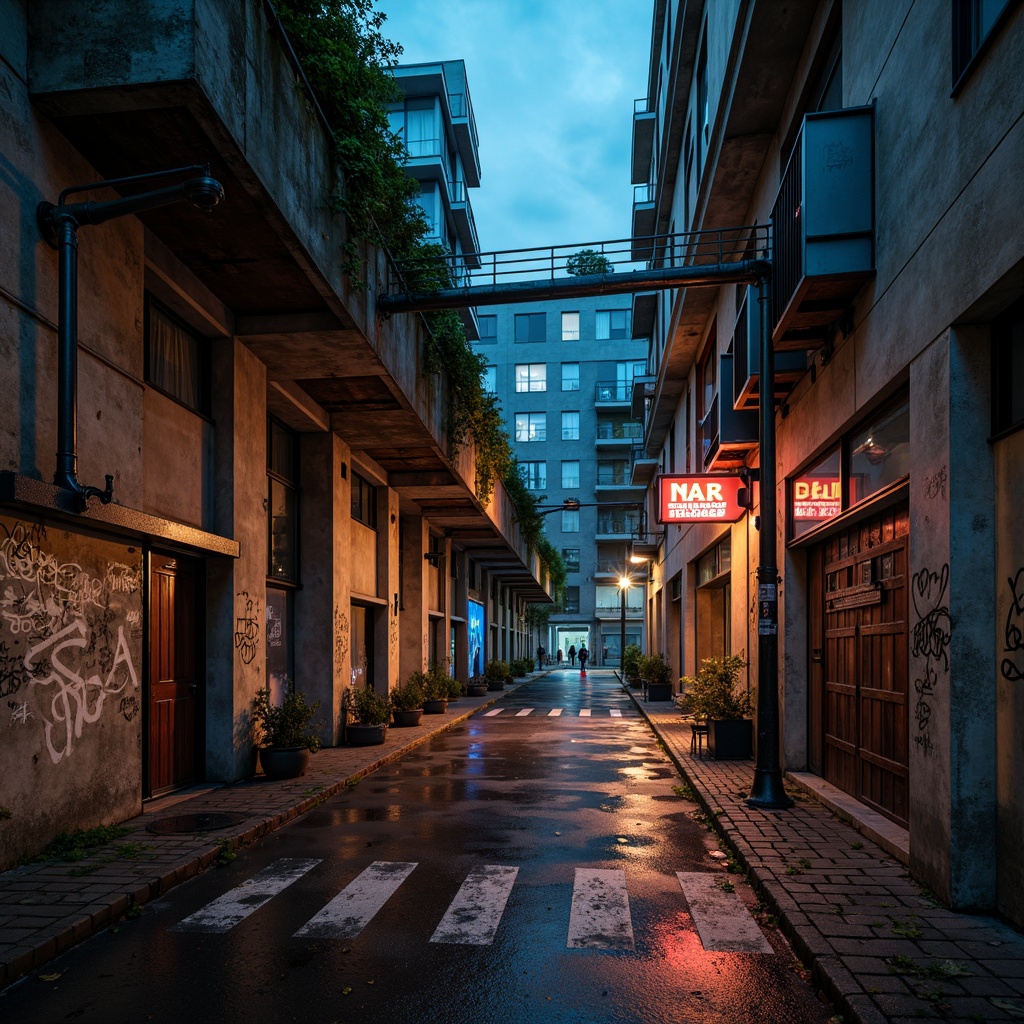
[146, 812, 247, 835]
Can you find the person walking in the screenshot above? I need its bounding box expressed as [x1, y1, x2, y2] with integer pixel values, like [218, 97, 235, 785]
[556, 649, 563, 666]
[537, 644, 545, 671]
[578, 644, 589, 676]
[568, 644, 576, 666]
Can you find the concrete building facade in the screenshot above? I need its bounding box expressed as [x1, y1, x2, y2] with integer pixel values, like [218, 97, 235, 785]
[630, 0, 1024, 924]
[475, 296, 649, 665]
[0, 1, 549, 867]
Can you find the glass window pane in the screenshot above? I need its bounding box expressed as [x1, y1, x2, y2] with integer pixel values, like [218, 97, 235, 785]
[147, 300, 202, 411]
[561, 509, 580, 532]
[850, 400, 910, 505]
[791, 448, 842, 539]
[562, 363, 580, 391]
[561, 461, 580, 488]
[561, 412, 580, 440]
[562, 548, 580, 573]
[266, 587, 292, 702]
[478, 315, 497, 342]
[269, 477, 297, 580]
[515, 312, 546, 343]
[561, 312, 580, 341]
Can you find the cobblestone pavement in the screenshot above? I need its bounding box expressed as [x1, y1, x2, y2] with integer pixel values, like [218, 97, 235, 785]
[3, 672, 1023, 1024]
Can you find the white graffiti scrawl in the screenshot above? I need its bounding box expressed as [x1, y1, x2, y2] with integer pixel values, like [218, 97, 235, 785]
[25, 620, 140, 764]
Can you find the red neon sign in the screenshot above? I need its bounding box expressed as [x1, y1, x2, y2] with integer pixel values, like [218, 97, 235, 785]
[657, 475, 746, 524]
[792, 477, 841, 520]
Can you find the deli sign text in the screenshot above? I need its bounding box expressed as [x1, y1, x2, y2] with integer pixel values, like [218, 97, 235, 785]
[657, 474, 746, 524]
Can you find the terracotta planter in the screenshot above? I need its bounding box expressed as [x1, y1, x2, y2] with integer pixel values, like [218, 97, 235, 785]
[708, 718, 753, 760]
[392, 709, 423, 727]
[346, 723, 388, 746]
[259, 746, 310, 780]
[423, 699, 448, 714]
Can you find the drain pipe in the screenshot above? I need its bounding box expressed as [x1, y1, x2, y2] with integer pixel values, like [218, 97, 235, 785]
[37, 165, 224, 511]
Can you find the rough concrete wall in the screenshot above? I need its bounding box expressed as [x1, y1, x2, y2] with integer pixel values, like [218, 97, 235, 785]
[399, 515, 428, 684]
[349, 522, 377, 596]
[206, 337, 265, 782]
[995, 423, 1024, 927]
[142, 389, 209, 528]
[383, 488, 401, 691]
[0, 514, 143, 868]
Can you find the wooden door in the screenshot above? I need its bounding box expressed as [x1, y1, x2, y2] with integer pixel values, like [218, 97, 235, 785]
[820, 504, 909, 826]
[149, 554, 200, 794]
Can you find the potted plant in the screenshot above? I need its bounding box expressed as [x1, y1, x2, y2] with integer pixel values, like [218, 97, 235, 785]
[345, 685, 392, 746]
[421, 666, 449, 714]
[390, 677, 425, 727]
[511, 657, 533, 679]
[467, 675, 488, 697]
[484, 658, 511, 691]
[622, 643, 643, 688]
[445, 674, 466, 702]
[680, 655, 754, 759]
[638, 652, 673, 701]
[252, 685, 322, 780]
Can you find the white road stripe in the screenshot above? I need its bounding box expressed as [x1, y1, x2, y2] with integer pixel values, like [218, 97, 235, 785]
[484, 709, 503, 716]
[567, 868, 634, 949]
[171, 858, 320, 933]
[609, 709, 623, 717]
[430, 865, 519, 945]
[676, 872, 773, 953]
[548, 708, 563, 716]
[579, 708, 592, 717]
[294, 861, 417, 939]
[515, 708, 534, 716]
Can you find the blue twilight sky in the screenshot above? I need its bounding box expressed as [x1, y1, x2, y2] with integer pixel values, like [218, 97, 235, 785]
[380, 0, 653, 254]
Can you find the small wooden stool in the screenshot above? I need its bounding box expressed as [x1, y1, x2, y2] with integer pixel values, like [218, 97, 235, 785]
[688, 719, 708, 758]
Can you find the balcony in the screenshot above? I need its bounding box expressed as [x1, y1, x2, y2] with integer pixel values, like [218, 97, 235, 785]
[629, 442, 659, 486]
[632, 292, 657, 339]
[732, 285, 808, 411]
[771, 106, 875, 350]
[631, 98, 656, 185]
[595, 381, 633, 406]
[596, 513, 642, 540]
[630, 373, 656, 421]
[449, 180, 482, 268]
[632, 183, 656, 260]
[701, 355, 759, 471]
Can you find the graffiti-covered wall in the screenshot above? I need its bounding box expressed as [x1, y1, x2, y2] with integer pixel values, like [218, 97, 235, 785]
[0, 515, 143, 867]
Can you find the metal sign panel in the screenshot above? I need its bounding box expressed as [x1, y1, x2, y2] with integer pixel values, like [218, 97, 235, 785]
[657, 474, 746, 524]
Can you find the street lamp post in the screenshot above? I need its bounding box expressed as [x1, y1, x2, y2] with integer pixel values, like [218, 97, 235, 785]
[618, 574, 630, 678]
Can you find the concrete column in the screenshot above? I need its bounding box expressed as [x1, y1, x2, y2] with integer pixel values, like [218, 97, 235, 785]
[398, 511, 427, 685]
[296, 432, 350, 745]
[380, 488, 401, 693]
[909, 327, 996, 909]
[206, 339, 266, 782]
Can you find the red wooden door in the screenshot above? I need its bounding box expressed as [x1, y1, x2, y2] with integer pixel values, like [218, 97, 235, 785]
[149, 555, 199, 794]
[820, 504, 909, 826]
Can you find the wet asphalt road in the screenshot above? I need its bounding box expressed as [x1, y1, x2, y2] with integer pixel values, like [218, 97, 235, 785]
[1, 671, 835, 1023]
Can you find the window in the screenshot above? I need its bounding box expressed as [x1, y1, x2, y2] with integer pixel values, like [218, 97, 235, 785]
[561, 509, 580, 532]
[596, 309, 632, 340]
[266, 585, 293, 699]
[561, 363, 580, 391]
[515, 363, 547, 392]
[993, 296, 1024, 436]
[520, 461, 547, 490]
[953, 0, 1013, 89]
[596, 585, 643, 612]
[561, 411, 580, 440]
[395, 96, 442, 158]
[561, 461, 580, 489]
[596, 415, 642, 439]
[597, 508, 640, 534]
[597, 460, 629, 486]
[351, 472, 378, 529]
[514, 412, 546, 442]
[562, 548, 580, 573]
[562, 586, 581, 614]
[515, 312, 546, 343]
[482, 365, 497, 395]
[146, 296, 207, 413]
[267, 418, 299, 582]
[696, 31, 709, 170]
[478, 315, 497, 343]
[561, 311, 580, 341]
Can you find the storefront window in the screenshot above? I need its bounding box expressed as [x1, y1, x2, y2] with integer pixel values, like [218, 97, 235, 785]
[266, 587, 292, 702]
[791, 449, 841, 539]
[849, 400, 910, 504]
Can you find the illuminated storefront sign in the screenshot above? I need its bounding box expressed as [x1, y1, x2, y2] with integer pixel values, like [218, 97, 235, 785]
[792, 477, 841, 521]
[657, 475, 746, 523]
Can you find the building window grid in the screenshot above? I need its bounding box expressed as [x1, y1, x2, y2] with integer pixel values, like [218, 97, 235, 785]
[514, 412, 547, 442]
[351, 472, 378, 530]
[561, 461, 580, 489]
[520, 461, 547, 490]
[515, 312, 546, 343]
[562, 363, 580, 391]
[515, 363, 547, 392]
[561, 411, 580, 440]
[267, 418, 299, 583]
[561, 311, 580, 341]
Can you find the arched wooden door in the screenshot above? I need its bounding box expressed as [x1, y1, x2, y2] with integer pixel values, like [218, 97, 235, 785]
[148, 553, 201, 795]
[816, 504, 909, 827]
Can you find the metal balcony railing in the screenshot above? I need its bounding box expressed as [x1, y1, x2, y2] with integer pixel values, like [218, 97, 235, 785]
[595, 382, 632, 403]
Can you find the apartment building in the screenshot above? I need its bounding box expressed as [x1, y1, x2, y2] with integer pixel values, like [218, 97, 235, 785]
[0, 2, 549, 867]
[477, 296, 649, 664]
[629, 0, 1024, 923]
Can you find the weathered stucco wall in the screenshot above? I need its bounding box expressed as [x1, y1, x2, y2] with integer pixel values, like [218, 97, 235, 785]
[0, 514, 143, 867]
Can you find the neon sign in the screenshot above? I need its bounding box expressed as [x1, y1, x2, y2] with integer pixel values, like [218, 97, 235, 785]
[657, 475, 746, 523]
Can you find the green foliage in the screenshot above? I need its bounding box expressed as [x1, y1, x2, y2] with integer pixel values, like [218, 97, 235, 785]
[252, 687, 323, 751]
[33, 824, 133, 863]
[445, 675, 466, 699]
[622, 643, 643, 681]
[565, 248, 614, 276]
[390, 677, 425, 711]
[510, 657, 534, 678]
[679, 655, 753, 720]
[536, 536, 567, 597]
[484, 658, 511, 683]
[637, 651, 672, 684]
[524, 603, 552, 631]
[346, 685, 392, 726]
[423, 664, 452, 701]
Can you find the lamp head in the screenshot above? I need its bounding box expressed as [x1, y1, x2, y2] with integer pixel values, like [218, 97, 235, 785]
[618, 575, 631, 589]
[182, 175, 225, 211]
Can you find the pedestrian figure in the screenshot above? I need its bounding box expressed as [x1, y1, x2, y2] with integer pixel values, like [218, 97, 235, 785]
[578, 644, 588, 676]
[537, 644, 545, 671]
[568, 644, 576, 666]
[556, 649, 563, 665]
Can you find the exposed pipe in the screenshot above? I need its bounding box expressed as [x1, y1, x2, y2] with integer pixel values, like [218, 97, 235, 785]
[37, 166, 224, 510]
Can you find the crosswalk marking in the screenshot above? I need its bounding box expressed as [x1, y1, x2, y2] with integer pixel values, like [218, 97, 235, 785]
[480, 707, 631, 718]
[484, 709, 503, 716]
[294, 861, 417, 939]
[515, 708, 534, 716]
[579, 708, 591, 717]
[430, 865, 519, 945]
[548, 708, 563, 716]
[171, 858, 320, 933]
[676, 872, 773, 953]
[567, 868, 634, 949]
[610, 708, 622, 717]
